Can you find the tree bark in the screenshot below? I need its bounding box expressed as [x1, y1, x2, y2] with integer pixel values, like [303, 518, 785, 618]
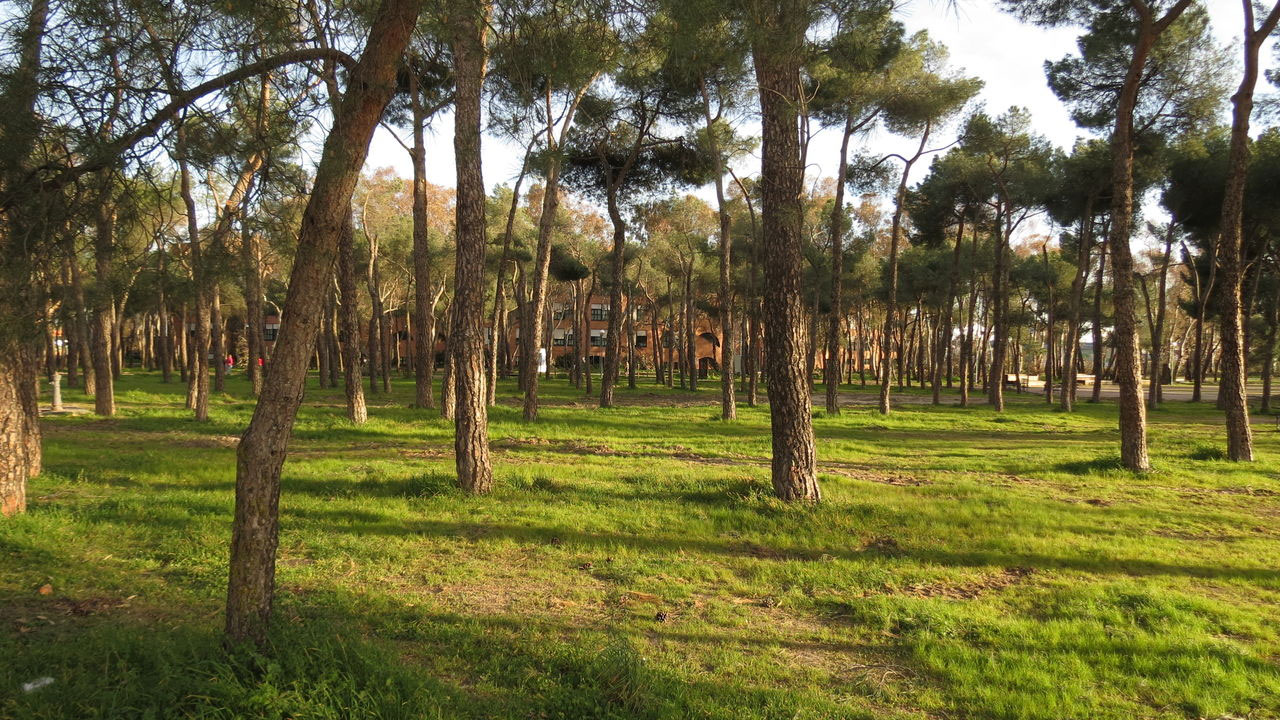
[410, 72, 437, 409]
[988, 206, 1009, 412]
[1043, 246, 1055, 405]
[825, 128, 854, 415]
[1061, 209, 1093, 411]
[1091, 234, 1107, 403]
[1147, 224, 1174, 409]
[91, 179, 117, 416]
[1216, 0, 1279, 458]
[935, 213, 967, 405]
[212, 287, 226, 391]
[752, 0, 819, 502]
[243, 225, 264, 396]
[449, 0, 495, 493]
[338, 216, 368, 423]
[487, 148, 530, 405]
[701, 81, 738, 419]
[224, 0, 420, 648]
[1261, 280, 1278, 414]
[1106, 12, 1167, 471]
[600, 192, 627, 408]
[177, 145, 211, 421]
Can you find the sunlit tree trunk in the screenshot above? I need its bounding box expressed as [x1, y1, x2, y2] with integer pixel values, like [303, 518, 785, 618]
[751, 0, 818, 501]
[1215, 0, 1279, 459]
[449, 0, 495, 492]
[225, 0, 420, 647]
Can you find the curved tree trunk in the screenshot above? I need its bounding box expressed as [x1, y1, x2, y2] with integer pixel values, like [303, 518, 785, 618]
[1215, 0, 1280, 459]
[1106, 20, 1162, 471]
[225, 0, 421, 648]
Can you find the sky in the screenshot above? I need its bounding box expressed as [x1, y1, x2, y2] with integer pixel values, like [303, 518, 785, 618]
[357, 0, 1265, 234]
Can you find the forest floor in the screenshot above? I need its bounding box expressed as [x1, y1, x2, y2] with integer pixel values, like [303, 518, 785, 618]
[3, 371, 1280, 719]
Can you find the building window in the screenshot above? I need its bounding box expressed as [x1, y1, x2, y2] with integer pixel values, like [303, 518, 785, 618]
[564, 333, 575, 346]
[263, 322, 280, 342]
[591, 304, 608, 322]
[635, 334, 647, 348]
[590, 331, 606, 347]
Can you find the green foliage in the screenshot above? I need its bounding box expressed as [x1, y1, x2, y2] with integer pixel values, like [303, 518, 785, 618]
[1042, 5, 1229, 137]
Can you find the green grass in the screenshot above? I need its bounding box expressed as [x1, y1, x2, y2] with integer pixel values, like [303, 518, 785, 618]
[3, 371, 1280, 719]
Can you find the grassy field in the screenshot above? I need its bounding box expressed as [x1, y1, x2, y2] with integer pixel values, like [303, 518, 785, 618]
[3, 371, 1279, 719]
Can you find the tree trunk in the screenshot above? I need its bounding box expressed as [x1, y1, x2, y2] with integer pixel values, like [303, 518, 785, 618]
[626, 276, 637, 389]
[702, 82, 738, 420]
[177, 146, 211, 421]
[1061, 209, 1093, 411]
[0, 346, 39, 516]
[91, 182, 117, 416]
[1215, 0, 1279, 459]
[600, 192, 627, 408]
[338, 217, 368, 423]
[365, 237, 384, 395]
[1148, 224, 1174, 409]
[1043, 246, 1055, 405]
[1106, 16, 1168, 472]
[243, 225, 264, 396]
[752, 2, 819, 501]
[935, 214, 967, 405]
[1261, 281, 1278, 414]
[410, 72, 436, 410]
[1091, 235, 1107, 403]
[684, 264, 696, 391]
[988, 206, 1009, 412]
[225, 0, 420, 648]
[212, 287, 226, 391]
[441, 302, 457, 419]
[649, 297, 662, 386]
[0, 0, 49, 513]
[487, 148, 530, 406]
[449, 0, 494, 493]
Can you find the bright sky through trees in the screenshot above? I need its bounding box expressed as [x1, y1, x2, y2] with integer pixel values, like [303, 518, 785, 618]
[360, 0, 1260, 196]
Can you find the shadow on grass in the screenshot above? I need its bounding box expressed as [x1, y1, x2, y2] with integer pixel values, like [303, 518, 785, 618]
[281, 510, 1280, 584]
[1052, 456, 1126, 475]
[0, 592, 883, 720]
